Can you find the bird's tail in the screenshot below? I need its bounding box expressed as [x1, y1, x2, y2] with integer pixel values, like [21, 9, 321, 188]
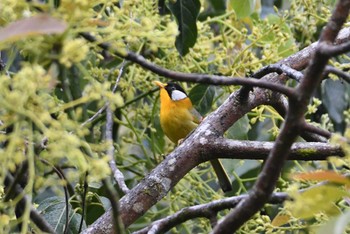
[210, 159, 232, 193]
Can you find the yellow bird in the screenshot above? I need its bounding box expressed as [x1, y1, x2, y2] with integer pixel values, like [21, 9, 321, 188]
[155, 81, 232, 192]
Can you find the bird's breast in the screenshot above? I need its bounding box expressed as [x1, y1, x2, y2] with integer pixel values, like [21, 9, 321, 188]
[160, 99, 198, 143]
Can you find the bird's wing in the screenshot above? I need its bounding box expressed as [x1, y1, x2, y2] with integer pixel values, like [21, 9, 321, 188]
[190, 108, 203, 124]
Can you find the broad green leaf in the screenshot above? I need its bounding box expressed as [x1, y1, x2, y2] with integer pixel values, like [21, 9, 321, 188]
[208, 0, 226, 12]
[198, 0, 226, 20]
[322, 79, 348, 124]
[229, 159, 261, 191]
[230, 0, 259, 19]
[168, 0, 201, 56]
[37, 196, 85, 234]
[285, 185, 348, 219]
[226, 115, 250, 140]
[0, 14, 67, 43]
[188, 84, 215, 115]
[86, 193, 110, 225]
[99, 196, 112, 211]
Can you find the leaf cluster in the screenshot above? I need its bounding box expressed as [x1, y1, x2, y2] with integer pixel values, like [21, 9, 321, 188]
[0, 0, 348, 233]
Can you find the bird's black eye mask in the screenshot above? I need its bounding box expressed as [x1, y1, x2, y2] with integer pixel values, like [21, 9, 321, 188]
[165, 82, 187, 97]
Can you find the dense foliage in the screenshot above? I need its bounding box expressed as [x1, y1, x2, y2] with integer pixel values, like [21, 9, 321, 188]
[0, 0, 349, 233]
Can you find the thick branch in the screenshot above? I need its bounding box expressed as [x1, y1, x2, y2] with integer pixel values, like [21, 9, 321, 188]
[207, 138, 344, 161]
[82, 18, 350, 234]
[82, 87, 285, 233]
[212, 1, 350, 233]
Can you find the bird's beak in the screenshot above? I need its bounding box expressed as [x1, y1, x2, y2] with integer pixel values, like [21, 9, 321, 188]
[154, 81, 165, 88]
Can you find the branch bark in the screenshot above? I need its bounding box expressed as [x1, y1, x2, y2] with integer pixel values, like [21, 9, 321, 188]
[208, 139, 344, 161]
[212, 1, 350, 233]
[133, 192, 288, 234]
[82, 13, 350, 234]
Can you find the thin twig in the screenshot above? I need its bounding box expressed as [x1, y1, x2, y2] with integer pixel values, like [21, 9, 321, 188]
[81, 60, 126, 127]
[106, 103, 130, 194]
[106, 60, 130, 193]
[79, 32, 297, 99]
[133, 192, 288, 234]
[4, 162, 28, 202]
[301, 121, 332, 139]
[103, 105, 127, 233]
[78, 173, 89, 233]
[323, 65, 350, 83]
[4, 174, 55, 233]
[252, 63, 304, 82]
[102, 178, 125, 234]
[39, 158, 70, 234]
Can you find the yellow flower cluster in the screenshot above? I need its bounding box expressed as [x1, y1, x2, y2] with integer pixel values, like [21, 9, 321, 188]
[59, 39, 89, 67]
[0, 0, 28, 25]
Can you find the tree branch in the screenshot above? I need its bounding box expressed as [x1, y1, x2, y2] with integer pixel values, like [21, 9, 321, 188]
[133, 192, 288, 234]
[212, 1, 350, 233]
[104, 105, 126, 233]
[319, 40, 350, 57]
[4, 174, 55, 233]
[252, 64, 304, 82]
[324, 65, 350, 83]
[80, 32, 296, 99]
[207, 138, 344, 161]
[82, 14, 350, 234]
[271, 96, 330, 142]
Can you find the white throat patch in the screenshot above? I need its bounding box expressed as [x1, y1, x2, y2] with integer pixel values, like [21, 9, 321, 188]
[171, 90, 187, 101]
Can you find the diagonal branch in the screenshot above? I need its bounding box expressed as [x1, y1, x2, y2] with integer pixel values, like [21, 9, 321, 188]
[252, 64, 304, 82]
[324, 65, 350, 83]
[133, 192, 288, 234]
[318, 40, 350, 57]
[80, 32, 296, 99]
[4, 174, 55, 233]
[81, 14, 350, 234]
[212, 1, 350, 233]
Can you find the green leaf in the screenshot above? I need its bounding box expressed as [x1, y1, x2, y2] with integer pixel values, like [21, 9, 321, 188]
[198, 0, 226, 20]
[226, 115, 250, 140]
[286, 185, 348, 219]
[37, 196, 85, 234]
[322, 79, 348, 124]
[168, 0, 201, 56]
[188, 84, 215, 115]
[230, 0, 257, 19]
[86, 194, 109, 225]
